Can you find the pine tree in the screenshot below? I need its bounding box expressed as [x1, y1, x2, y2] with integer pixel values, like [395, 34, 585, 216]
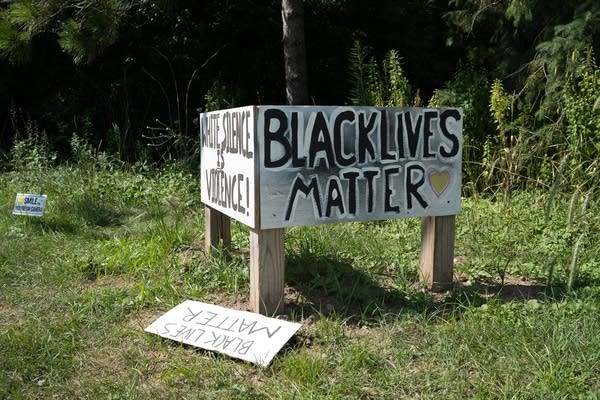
[0, 0, 130, 65]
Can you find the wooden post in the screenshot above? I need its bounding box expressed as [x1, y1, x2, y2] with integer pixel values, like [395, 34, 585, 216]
[204, 206, 231, 254]
[250, 228, 285, 315]
[420, 215, 455, 291]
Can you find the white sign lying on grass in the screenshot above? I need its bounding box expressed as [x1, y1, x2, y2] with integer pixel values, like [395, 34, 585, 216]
[145, 300, 301, 367]
[12, 193, 47, 217]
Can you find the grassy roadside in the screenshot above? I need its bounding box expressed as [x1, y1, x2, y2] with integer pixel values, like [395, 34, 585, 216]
[1, 157, 599, 399]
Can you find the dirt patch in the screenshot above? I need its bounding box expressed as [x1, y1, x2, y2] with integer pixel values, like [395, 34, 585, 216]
[81, 274, 132, 290]
[451, 272, 547, 302]
[0, 304, 23, 327]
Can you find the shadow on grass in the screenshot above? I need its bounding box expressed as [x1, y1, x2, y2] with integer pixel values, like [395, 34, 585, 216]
[281, 252, 564, 324]
[284, 252, 431, 323]
[72, 196, 128, 227]
[31, 217, 80, 234]
[24, 197, 129, 237]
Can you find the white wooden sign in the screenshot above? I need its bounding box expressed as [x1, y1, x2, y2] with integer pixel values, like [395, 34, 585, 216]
[200, 106, 257, 228]
[258, 106, 463, 228]
[145, 300, 301, 367]
[200, 106, 463, 229]
[12, 193, 47, 217]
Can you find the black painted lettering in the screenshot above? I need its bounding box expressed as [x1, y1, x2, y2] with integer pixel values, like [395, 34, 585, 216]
[363, 168, 380, 213]
[395, 113, 406, 159]
[308, 112, 335, 168]
[380, 110, 395, 161]
[204, 331, 220, 346]
[223, 318, 240, 332]
[160, 322, 177, 336]
[231, 174, 238, 211]
[237, 174, 245, 214]
[325, 177, 345, 218]
[285, 175, 322, 221]
[341, 169, 360, 215]
[422, 111, 437, 159]
[244, 110, 253, 158]
[404, 111, 423, 158]
[264, 108, 291, 168]
[205, 169, 213, 200]
[406, 163, 428, 210]
[183, 307, 202, 322]
[333, 110, 356, 167]
[290, 112, 306, 167]
[173, 324, 189, 339]
[439, 109, 461, 158]
[237, 340, 254, 355]
[238, 319, 282, 339]
[194, 329, 206, 342]
[358, 112, 378, 163]
[384, 166, 400, 213]
[197, 311, 218, 326]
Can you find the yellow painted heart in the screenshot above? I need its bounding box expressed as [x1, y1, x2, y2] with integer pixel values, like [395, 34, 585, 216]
[429, 170, 450, 197]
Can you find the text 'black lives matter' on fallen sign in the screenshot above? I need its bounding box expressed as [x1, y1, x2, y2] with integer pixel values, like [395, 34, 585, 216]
[12, 193, 47, 217]
[199, 106, 463, 229]
[145, 300, 301, 367]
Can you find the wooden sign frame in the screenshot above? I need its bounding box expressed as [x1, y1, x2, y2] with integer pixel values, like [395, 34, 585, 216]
[201, 106, 463, 315]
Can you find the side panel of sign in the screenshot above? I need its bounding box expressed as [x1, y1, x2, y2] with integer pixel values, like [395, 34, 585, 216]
[257, 106, 463, 229]
[200, 106, 257, 228]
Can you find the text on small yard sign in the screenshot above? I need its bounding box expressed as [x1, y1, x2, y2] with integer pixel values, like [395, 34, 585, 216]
[145, 300, 301, 367]
[200, 106, 463, 229]
[13, 193, 47, 217]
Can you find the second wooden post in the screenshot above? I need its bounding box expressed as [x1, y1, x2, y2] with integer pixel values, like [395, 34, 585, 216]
[419, 215, 455, 291]
[250, 228, 285, 315]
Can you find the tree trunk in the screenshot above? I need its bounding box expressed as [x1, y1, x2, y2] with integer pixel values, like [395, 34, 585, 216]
[281, 0, 308, 105]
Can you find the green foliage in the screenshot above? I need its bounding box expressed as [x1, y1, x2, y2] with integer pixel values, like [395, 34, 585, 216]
[347, 40, 377, 106]
[0, 0, 34, 63]
[382, 49, 412, 107]
[529, 2, 600, 120]
[347, 40, 412, 107]
[441, 0, 600, 191]
[489, 79, 512, 143]
[62, 0, 127, 64]
[9, 122, 56, 172]
[0, 0, 129, 65]
[505, 0, 533, 27]
[203, 79, 240, 112]
[563, 50, 600, 186]
[428, 65, 494, 190]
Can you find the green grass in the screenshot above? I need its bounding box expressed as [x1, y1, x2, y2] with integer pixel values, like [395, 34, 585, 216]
[1, 158, 599, 399]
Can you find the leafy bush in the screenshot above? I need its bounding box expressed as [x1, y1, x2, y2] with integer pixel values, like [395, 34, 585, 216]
[347, 41, 412, 107]
[428, 65, 495, 192]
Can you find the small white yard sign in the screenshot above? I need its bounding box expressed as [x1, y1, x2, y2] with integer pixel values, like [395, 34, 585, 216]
[145, 300, 301, 367]
[13, 193, 47, 217]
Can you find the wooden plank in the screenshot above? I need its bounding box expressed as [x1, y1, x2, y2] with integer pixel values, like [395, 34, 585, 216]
[204, 206, 231, 254]
[249, 228, 285, 315]
[419, 215, 455, 291]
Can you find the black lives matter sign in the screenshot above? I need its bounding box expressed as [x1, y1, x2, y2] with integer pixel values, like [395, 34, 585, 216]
[200, 106, 463, 229]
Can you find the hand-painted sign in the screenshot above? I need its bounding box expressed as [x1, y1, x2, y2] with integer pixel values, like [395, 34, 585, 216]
[200, 106, 256, 228]
[12, 193, 47, 217]
[258, 106, 462, 228]
[200, 106, 463, 229]
[145, 300, 301, 367]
